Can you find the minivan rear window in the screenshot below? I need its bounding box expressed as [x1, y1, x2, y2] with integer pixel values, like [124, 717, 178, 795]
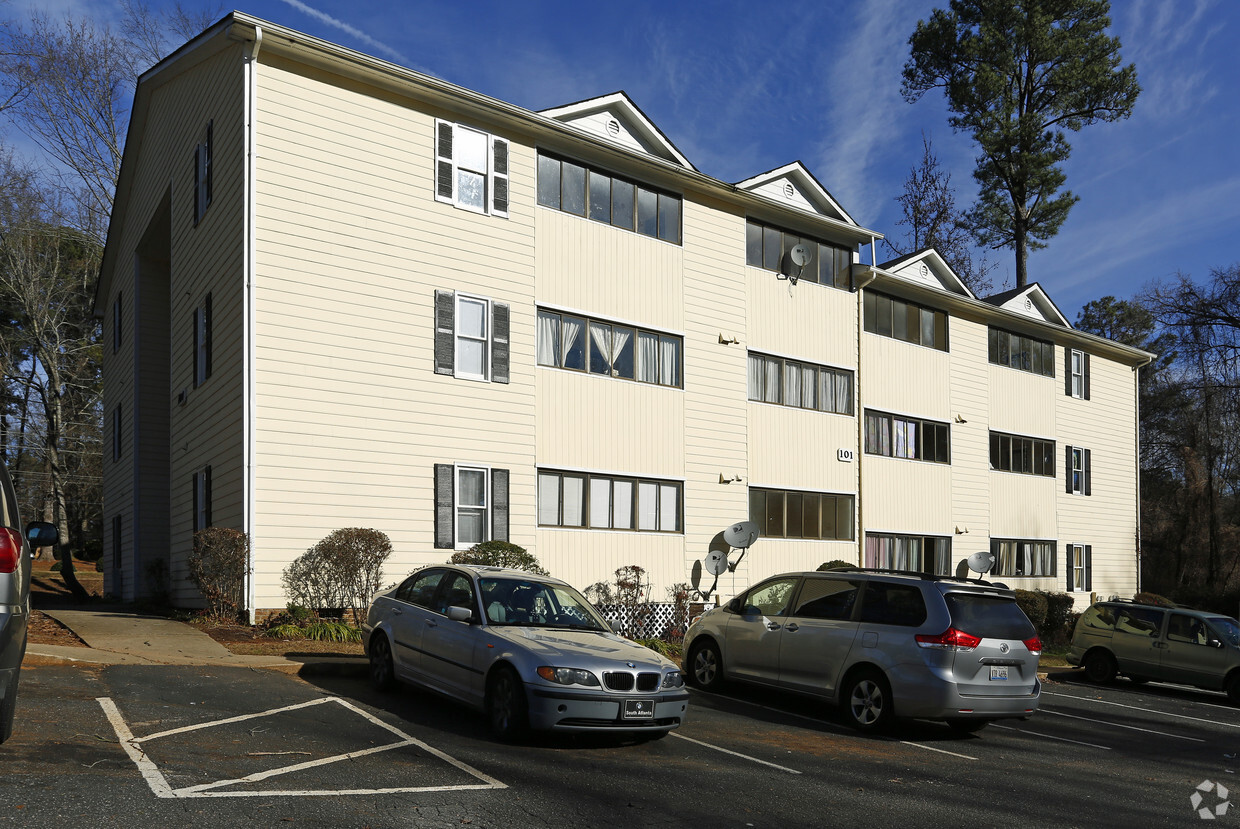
[945, 594, 1035, 639]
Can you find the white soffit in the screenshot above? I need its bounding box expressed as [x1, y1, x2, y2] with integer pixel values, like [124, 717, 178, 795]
[734, 162, 857, 226]
[538, 91, 695, 170]
[880, 248, 974, 299]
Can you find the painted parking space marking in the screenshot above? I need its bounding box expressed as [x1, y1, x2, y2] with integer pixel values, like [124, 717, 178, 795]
[99, 696, 506, 799]
[1041, 707, 1206, 741]
[1042, 691, 1240, 729]
[669, 732, 802, 774]
[991, 722, 1111, 749]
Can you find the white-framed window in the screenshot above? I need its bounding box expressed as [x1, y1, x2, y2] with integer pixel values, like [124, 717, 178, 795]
[1068, 543, 1091, 592]
[433, 463, 509, 549]
[991, 539, 1055, 577]
[456, 465, 489, 547]
[192, 466, 211, 533]
[1067, 347, 1090, 399]
[435, 120, 509, 217]
[434, 290, 509, 384]
[538, 469, 681, 533]
[192, 292, 212, 389]
[1066, 445, 1092, 495]
[537, 308, 681, 387]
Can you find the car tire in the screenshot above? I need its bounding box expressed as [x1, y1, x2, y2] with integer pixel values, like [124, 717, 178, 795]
[1082, 649, 1117, 684]
[369, 633, 396, 692]
[842, 669, 893, 733]
[687, 640, 723, 691]
[0, 670, 18, 745]
[947, 718, 988, 734]
[487, 665, 529, 741]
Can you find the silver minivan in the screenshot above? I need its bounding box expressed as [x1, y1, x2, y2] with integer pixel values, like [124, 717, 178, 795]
[1068, 601, 1240, 701]
[683, 569, 1041, 733]
[1, 459, 58, 744]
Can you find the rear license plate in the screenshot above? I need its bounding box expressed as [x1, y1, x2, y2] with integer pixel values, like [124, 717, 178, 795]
[989, 666, 1009, 681]
[623, 699, 654, 720]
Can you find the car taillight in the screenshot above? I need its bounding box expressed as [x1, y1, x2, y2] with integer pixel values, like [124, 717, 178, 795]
[1023, 636, 1043, 655]
[915, 627, 982, 651]
[0, 527, 21, 574]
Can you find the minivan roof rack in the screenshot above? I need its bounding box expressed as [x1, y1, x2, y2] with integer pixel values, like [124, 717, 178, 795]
[823, 566, 1008, 589]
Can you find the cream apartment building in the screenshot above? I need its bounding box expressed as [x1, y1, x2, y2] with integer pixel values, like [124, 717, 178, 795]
[95, 12, 1152, 619]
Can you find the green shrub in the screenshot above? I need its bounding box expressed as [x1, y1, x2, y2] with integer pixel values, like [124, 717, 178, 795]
[281, 528, 392, 624]
[1014, 589, 1048, 630]
[188, 528, 251, 621]
[50, 560, 62, 572]
[1036, 590, 1076, 642]
[451, 540, 548, 575]
[817, 559, 856, 571]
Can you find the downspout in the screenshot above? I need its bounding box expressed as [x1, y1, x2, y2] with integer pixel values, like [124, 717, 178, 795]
[243, 26, 262, 622]
[852, 238, 880, 565]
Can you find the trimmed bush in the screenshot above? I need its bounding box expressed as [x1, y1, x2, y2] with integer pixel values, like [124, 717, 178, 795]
[281, 528, 392, 624]
[817, 559, 856, 571]
[1014, 589, 1048, 630]
[188, 528, 251, 621]
[451, 540, 548, 575]
[1034, 590, 1076, 644]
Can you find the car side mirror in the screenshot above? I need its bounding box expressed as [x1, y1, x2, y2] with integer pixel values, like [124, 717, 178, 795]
[726, 597, 744, 614]
[446, 606, 473, 623]
[26, 521, 58, 549]
[1208, 639, 1225, 649]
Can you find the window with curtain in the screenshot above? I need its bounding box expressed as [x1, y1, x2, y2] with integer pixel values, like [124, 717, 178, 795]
[749, 487, 854, 540]
[747, 352, 853, 415]
[991, 539, 1056, 577]
[537, 309, 681, 387]
[864, 410, 950, 464]
[864, 533, 951, 575]
[538, 470, 681, 533]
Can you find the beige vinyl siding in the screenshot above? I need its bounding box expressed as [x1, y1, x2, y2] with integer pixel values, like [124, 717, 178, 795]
[989, 364, 1057, 435]
[1057, 353, 1140, 604]
[862, 459, 953, 533]
[860, 334, 951, 420]
[989, 473, 1058, 539]
[250, 59, 537, 608]
[749, 406, 856, 493]
[747, 267, 856, 367]
[947, 314, 992, 550]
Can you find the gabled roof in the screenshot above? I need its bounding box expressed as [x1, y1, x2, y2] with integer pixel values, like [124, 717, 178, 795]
[982, 283, 1070, 328]
[734, 162, 857, 226]
[538, 91, 696, 171]
[878, 248, 974, 299]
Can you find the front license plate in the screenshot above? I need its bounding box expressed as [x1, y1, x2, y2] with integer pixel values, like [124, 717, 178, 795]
[623, 699, 655, 720]
[989, 666, 1009, 681]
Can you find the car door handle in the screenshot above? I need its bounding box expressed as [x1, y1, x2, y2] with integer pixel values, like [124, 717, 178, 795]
[425, 619, 438, 628]
[391, 608, 402, 615]
[766, 622, 782, 631]
[784, 623, 799, 632]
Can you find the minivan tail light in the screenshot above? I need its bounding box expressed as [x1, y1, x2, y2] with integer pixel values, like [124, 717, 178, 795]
[1023, 636, 1043, 655]
[0, 527, 21, 574]
[915, 627, 981, 651]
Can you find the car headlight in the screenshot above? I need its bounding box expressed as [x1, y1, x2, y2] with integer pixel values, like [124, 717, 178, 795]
[536, 666, 601, 687]
[662, 671, 685, 689]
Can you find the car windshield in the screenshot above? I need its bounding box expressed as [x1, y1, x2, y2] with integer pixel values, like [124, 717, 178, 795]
[944, 593, 1036, 639]
[479, 578, 609, 631]
[1208, 617, 1240, 646]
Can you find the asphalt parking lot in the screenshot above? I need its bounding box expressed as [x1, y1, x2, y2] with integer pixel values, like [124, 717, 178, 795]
[5, 663, 1239, 828]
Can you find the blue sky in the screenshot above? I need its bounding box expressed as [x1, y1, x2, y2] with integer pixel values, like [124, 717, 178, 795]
[27, 0, 1240, 320]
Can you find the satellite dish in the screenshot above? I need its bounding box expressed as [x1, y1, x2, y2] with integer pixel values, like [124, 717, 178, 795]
[789, 244, 810, 267]
[704, 549, 729, 576]
[724, 521, 760, 550]
[966, 551, 995, 576]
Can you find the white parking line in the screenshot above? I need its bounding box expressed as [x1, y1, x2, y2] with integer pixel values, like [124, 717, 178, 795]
[1042, 691, 1240, 729]
[669, 732, 802, 774]
[98, 696, 506, 799]
[1041, 707, 1206, 741]
[991, 723, 1111, 749]
[898, 741, 978, 761]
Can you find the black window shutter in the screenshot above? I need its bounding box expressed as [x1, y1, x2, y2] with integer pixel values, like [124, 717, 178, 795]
[492, 303, 510, 384]
[434, 464, 454, 549]
[192, 473, 199, 533]
[204, 292, 213, 379]
[491, 468, 509, 542]
[205, 120, 214, 207]
[434, 290, 455, 375]
[1083, 353, 1091, 400]
[491, 137, 509, 216]
[1066, 544, 1074, 592]
[1065, 445, 1074, 493]
[204, 466, 212, 528]
[435, 121, 454, 200]
[1084, 448, 1092, 496]
[1084, 545, 1093, 591]
[1064, 346, 1072, 396]
[192, 308, 200, 388]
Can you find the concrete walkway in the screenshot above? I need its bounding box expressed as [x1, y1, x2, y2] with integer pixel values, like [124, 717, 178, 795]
[26, 608, 367, 676]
